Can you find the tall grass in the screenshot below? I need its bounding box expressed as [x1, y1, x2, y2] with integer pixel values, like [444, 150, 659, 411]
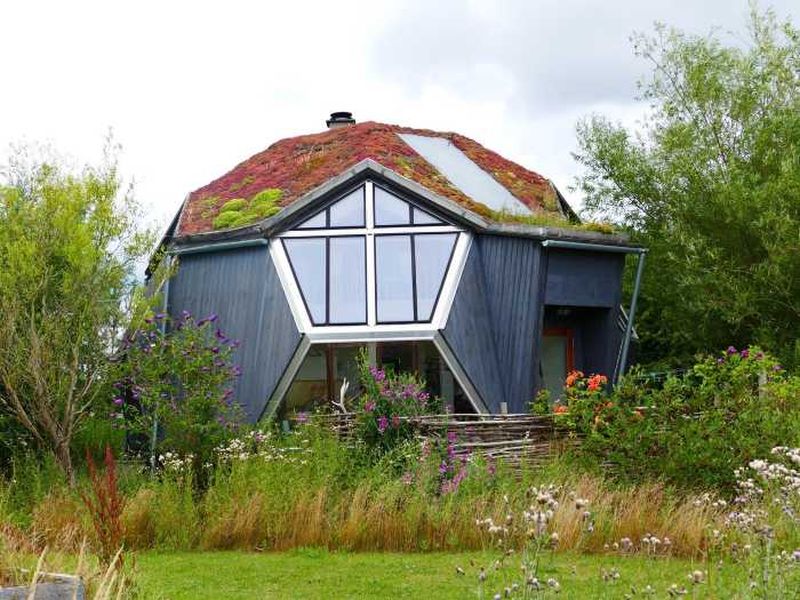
[0, 425, 779, 560]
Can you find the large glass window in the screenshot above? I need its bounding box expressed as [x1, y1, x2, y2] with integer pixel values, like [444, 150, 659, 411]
[279, 182, 462, 327]
[279, 341, 474, 418]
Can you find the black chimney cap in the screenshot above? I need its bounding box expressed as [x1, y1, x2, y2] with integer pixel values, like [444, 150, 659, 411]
[326, 112, 356, 128]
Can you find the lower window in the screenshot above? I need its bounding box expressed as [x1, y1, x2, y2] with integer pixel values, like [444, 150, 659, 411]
[278, 341, 474, 419]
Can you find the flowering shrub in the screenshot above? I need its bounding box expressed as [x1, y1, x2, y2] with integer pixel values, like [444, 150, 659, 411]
[353, 350, 439, 454]
[113, 311, 243, 485]
[571, 346, 800, 491]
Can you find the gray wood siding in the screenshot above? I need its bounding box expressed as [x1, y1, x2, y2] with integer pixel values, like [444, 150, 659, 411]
[441, 244, 505, 412]
[545, 250, 625, 307]
[167, 245, 301, 422]
[479, 236, 545, 413]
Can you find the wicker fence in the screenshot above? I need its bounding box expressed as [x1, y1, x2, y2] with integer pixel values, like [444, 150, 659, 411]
[310, 413, 578, 469]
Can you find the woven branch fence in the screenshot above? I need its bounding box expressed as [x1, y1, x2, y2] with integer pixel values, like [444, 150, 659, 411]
[309, 413, 579, 470]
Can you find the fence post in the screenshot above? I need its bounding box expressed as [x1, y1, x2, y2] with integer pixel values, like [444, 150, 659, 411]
[500, 402, 508, 415]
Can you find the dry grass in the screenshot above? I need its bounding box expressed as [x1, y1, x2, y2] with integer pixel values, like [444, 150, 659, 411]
[4, 461, 728, 560]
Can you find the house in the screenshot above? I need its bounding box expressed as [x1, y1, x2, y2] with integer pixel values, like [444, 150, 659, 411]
[151, 113, 645, 422]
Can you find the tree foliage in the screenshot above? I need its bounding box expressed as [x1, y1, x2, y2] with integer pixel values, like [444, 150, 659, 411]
[574, 7, 800, 368]
[0, 141, 155, 482]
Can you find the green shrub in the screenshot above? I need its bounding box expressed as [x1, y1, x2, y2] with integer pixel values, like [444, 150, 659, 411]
[211, 188, 284, 230]
[212, 210, 240, 229]
[219, 198, 247, 213]
[568, 347, 800, 491]
[113, 311, 243, 488]
[251, 188, 282, 206]
[352, 350, 440, 456]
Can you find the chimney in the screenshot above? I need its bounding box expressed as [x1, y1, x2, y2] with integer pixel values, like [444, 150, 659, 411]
[326, 111, 356, 129]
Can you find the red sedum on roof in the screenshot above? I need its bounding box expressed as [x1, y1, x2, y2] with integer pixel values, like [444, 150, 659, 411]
[177, 121, 561, 236]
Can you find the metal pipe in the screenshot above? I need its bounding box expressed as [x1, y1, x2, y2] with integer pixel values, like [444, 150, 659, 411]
[541, 239, 645, 255]
[169, 238, 269, 256]
[617, 251, 647, 383]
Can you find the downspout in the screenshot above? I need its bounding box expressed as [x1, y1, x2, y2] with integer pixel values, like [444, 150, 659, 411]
[616, 250, 646, 383]
[151, 254, 172, 474]
[539, 240, 646, 385]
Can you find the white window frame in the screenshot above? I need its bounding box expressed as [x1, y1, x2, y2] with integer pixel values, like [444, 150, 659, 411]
[270, 180, 471, 343]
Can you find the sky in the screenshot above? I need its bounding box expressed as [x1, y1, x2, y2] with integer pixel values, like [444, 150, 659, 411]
[1, 0, 796, 236]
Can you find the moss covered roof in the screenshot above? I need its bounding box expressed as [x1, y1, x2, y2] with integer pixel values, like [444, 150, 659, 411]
[177, 122, 569, 236]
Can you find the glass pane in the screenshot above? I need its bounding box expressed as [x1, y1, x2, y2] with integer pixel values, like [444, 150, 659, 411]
[412, 207, 443, 225]
[283, 238, 326, 324]
[541, 336, 568, 402]
[414, 233, 457, 320]
[333, 345, 363, 399]
[280, 345, 328, 417]
[329, 237, 366, 324]
[329, 187, 365, 227]
[375, 235, 414, 322]
[297, 211, 326, 229]
[374, 186, 411, 226]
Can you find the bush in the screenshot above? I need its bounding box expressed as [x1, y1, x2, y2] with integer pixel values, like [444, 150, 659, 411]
[568, 347, 800, 491]
[352, 350, 440, 455]
[113, 311, 243, 486]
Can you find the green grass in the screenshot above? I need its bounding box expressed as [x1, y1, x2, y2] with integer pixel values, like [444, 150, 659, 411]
[134, 549, 765, 599]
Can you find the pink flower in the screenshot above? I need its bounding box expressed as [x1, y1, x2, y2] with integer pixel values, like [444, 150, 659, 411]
[364, 400, 376, 412]
[377, 415, 389, 433]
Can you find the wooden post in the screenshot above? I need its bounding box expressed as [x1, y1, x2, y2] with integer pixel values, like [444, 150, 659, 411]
[500, 402, 508, 415]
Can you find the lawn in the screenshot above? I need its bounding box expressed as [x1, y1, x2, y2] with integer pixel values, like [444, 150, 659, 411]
[134, 549, 759, 599]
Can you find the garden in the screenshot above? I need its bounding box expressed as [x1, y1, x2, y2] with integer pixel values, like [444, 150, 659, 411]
[2, 6, 800, 599]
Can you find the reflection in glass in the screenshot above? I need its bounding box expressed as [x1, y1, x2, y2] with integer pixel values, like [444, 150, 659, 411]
[414, 233, 456, 320]
[374, 186, 411, 226]
[412, 207, 442, 225]
[329, 237, 366, 323]
[283, 238, 326, 324]
[297, 212, 326, 229]
[376, 235, 414, 322]
[329, 188, 365, 227]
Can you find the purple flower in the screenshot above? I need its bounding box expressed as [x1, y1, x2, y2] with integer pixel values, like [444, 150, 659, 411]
[726, 346, 738, 355]
[740, 349, 750, 359]
[369, 366, 386, 383]
[716, 357, 725, 364]
[439, 461, 448, 474]
[154, 312, 167, 320]
[364, 400, 376, 412]
[377, 415, 389, 433]
[297, 412, 309, 424]
[112, 397, 124, 406]
[447, 431, 457, 444]
[773, 364, 783, 372]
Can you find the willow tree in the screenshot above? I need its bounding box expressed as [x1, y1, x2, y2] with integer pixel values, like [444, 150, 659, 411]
[0, 142, 154, 482]
[574, 7, 800, 368]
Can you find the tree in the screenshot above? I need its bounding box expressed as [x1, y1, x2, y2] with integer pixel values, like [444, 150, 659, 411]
[0, 140, 155, 483]
[574, 7, 800, 369]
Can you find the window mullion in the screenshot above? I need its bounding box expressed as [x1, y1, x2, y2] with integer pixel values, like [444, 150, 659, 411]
[365, 182, 377, 326]
[410, 234, 418, 322]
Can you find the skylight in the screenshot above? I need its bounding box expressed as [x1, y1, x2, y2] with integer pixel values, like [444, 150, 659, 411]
[398, 133, 531, 214]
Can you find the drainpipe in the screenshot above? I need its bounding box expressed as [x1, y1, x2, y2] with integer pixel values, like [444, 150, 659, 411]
[617, 251, 646, 383]
[539, 240, 647, 384]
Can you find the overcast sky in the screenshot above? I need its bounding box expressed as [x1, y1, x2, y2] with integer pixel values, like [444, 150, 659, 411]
[1, 0, 795, 234]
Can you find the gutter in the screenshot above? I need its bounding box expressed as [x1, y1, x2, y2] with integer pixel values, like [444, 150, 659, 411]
[540, 239, 647, 384]
[169, 237, 270, 256]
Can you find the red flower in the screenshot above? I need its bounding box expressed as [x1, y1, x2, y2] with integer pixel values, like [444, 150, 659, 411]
[565, 370, 584, 388]
[586, 373, 608, 392]
[553, 404, 569, 414]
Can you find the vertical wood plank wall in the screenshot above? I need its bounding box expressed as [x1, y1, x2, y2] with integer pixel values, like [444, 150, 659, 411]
[166, 245, 302, 421]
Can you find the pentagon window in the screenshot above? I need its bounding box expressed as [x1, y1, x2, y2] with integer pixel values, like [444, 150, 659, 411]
[277, 181, 464, 329]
